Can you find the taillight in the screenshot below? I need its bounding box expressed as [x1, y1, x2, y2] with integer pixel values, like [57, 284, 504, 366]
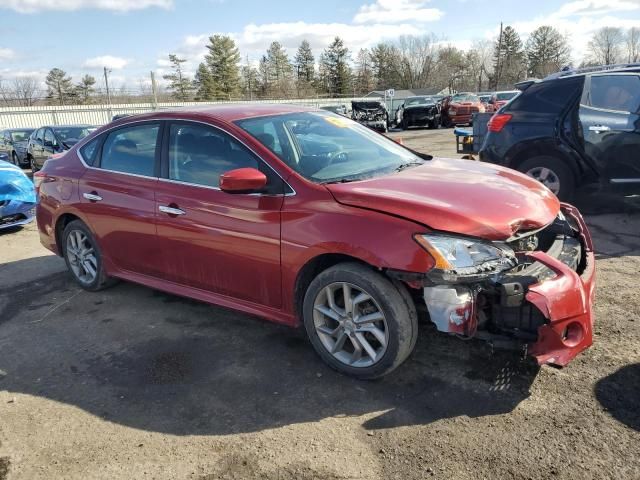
[33, 170, 46, 194]
[487, 113, 512, 132]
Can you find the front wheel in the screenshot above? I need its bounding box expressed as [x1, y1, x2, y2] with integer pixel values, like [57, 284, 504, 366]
[62, 220, 115, 291]
[519, 156, 576, 201]
[303, 263, 418, 379]
[11, 152, 19, 166]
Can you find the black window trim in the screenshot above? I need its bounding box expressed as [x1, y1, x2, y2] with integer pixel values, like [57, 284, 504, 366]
[159, 119, 293, 196]
[582, 72, 640, 114]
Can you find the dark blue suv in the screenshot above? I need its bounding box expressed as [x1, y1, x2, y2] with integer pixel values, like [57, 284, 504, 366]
[480, 64, 640, 200]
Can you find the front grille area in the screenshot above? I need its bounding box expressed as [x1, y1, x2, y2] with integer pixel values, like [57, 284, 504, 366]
[0, 213, 27, 226]
[490, 303, 546, 340]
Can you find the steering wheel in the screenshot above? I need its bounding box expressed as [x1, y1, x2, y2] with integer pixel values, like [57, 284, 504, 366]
[325, 150, 349, 165]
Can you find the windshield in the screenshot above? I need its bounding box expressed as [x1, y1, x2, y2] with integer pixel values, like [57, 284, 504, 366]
[53, 127, 93, 143]
[405, 97, 434, 106]
[496, 92, 518, 101]
[10, 130, 34, 142]
[236, 112, 425, 184]
[452, 93, 479, 103]
[479, 95, 492, 103]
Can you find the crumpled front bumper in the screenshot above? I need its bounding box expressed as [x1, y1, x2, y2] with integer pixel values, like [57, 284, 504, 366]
[420, 203, 596, 367]
[525, 204, 595, 366]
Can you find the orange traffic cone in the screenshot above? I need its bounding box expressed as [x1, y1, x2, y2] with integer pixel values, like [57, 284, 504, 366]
[396, 137, 404, 145]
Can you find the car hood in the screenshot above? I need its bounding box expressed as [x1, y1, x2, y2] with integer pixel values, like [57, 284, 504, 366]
[325, 158, 560, 241]
[405, 103, 437, 110]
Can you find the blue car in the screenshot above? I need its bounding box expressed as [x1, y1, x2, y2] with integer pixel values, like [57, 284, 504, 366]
[0, 161, 36, 230]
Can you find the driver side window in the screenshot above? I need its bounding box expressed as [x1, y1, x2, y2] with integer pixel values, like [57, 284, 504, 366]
[44, 129, 56, 148]
[168, 123, 259, 188]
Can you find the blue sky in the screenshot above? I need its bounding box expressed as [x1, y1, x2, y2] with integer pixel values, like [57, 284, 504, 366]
[0, 0, 639, 91]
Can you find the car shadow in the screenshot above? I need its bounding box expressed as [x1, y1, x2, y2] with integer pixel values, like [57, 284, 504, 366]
[0, 256, 539, 437]
[594, 364, 640, 432]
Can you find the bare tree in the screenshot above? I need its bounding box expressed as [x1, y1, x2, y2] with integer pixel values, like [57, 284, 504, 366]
[13, 76, 39, 106]
[0, 77, 10, 106]
[627, 27, 640, 63]
[394, 34, 438, 89]
[587, 27, 624, 65]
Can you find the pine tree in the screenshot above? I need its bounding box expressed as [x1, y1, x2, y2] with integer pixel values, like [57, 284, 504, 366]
[266, 41, 293, 98]
[493, 26, 526, 89]
[526, 26, 571, 78]
[205, 35, 241, 99]
[163, 54, 194, 101]
[194, 62, 216, 101]
[322, 37, 351, 95]
[75, 74, 96, 104]
[45, 68, 74, 105]
[294, 40, 316, 97]
[370, 43, 399, 89]
[241, 64, 259, 100]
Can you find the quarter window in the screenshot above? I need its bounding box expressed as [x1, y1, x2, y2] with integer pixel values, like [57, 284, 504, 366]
[589, 75, 640, 113]
[168, 123, 260, 188]
[80, 137, 100, 166]
[100, 123, 159, 176]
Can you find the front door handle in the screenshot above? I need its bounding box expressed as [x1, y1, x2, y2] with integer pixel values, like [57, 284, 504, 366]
[159, 205, 186, 216]
[588, 125, 611, 133]
[83, 192, 103, 202]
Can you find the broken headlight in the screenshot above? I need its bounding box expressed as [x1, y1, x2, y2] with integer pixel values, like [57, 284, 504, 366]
[415, 234, 517, 282]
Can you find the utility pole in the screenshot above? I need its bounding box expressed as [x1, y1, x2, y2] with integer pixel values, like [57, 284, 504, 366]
[103, 67, 112, 106]
[495, 22, 503, 90]
[150, 71, 158, 109]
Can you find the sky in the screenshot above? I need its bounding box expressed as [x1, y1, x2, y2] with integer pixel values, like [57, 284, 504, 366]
[0, 0, 639, 92]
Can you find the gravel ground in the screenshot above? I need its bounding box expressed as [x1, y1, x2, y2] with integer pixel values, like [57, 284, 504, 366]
[0, 128, 639, 480]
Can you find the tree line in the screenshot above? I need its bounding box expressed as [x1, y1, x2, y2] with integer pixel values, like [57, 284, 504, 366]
[0, 24, 638, 107]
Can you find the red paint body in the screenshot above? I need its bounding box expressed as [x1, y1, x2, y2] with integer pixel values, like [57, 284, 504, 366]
[36, 105, 596, 367]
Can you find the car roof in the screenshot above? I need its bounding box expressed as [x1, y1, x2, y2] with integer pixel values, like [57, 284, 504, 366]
[3, 127, 35, 132]
[132, 104, 318, 124]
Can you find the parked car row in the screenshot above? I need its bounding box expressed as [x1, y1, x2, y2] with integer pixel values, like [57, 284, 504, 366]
[0, 124, 96, 172]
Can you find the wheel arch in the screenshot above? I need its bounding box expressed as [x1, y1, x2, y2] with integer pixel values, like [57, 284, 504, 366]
[507, 140, 587, 181]
[54, 212, 83, 255]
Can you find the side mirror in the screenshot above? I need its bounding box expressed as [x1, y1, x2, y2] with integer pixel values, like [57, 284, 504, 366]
[220, 167, 267, 193]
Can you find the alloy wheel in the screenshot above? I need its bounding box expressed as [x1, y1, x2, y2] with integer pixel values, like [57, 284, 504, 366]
[66, 230, 98, 285]
[312, 282, 389, 368]
[526, 166, 561, 195]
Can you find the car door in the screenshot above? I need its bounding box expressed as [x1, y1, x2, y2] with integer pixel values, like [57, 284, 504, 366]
[579, 72, 640, 191]
[41, 129, 58, 168]
[30, 128, 44, 165]
[78, 121, 163, 277]
[154, 120, 284, 309]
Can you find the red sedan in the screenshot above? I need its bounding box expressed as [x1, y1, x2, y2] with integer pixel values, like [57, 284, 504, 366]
[35, 105, 596, 378]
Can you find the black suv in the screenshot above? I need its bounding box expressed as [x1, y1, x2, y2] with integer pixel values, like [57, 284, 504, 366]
[27, 124, 95, 172]
[480, 64, 640, 200]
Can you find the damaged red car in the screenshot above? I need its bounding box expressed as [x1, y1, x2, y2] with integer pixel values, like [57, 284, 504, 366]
[35, 105, 595, 379]
[441, 92, 485, 126]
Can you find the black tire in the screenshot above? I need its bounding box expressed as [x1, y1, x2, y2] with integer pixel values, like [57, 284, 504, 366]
[62, 220, 116, 291]
[11, 152, 19, 166]
[518, 155, 576, 201]
[303, 262, 418, 379]
[30, 156, 38, 173]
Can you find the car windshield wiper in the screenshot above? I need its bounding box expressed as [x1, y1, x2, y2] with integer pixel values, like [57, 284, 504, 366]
[394, 161, 425, 172]
[320, 178, 359, 185]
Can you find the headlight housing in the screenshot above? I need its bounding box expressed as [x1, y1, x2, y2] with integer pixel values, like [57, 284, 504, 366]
[415, 234, 517, 282]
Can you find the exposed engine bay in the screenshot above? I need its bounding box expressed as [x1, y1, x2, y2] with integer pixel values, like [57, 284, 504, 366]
[351, 101, 389, 132]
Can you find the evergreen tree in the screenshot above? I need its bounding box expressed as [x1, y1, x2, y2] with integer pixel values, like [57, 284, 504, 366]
[266, 41, 293, 97]
[205, 35, 241, 99]
[370, 43, 399, 89]
[75, 74, 96, 104]
[45, 68, 74, 105]
[257, 55, 270, 98]
[322, 37, 351, 95]
[294, 40, 316, 97]
[493, 26, 526, 89]
[194, 62, 216, 101]
[526, 26, 571, 78]
[163, 54, 194, 101]
[241, 64, 259, 100]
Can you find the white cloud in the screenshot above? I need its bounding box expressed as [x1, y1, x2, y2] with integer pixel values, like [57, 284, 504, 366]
[84, 55, 130, 70]
[354, 0, 443, 24]
[0, 0, 172, 13]
[505, 0, 640, 62]
[0, 48, 15, 60]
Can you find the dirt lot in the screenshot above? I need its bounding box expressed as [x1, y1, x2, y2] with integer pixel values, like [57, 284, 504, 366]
[1, 128, 639, 480]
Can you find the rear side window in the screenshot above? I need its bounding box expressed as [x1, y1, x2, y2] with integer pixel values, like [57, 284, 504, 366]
[100, 123, 159, 176]
[589, 74, 640, 113]
[508, 77, 584, 114]
[80, 137, 100, 166]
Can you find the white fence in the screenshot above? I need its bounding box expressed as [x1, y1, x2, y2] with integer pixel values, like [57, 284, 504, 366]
[0, 97, 378, 129]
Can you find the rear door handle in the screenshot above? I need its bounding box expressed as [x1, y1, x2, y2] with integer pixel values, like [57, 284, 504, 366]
[83, 192, 102, 202]
[588, 125, 611, 132]
[159, 205, 186, 216]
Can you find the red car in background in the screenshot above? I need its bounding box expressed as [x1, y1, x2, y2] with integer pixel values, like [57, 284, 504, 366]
[35, 105, 595, 378]
[487, 90, 520, 112]
[441, 92, 485, 126]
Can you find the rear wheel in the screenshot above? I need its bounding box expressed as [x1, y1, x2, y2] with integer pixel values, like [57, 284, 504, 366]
[519, 155, 576, 201]
[303, 262, 418, 379]
[62, 220, 115, 291]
